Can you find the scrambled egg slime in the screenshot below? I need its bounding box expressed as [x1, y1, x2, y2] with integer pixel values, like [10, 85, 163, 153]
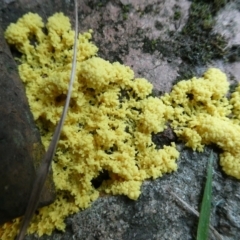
[2, 12, 240, 239]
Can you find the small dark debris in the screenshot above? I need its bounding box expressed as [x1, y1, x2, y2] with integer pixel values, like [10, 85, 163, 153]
[91, 170, 110, 189]
[152, 126, 177, 149]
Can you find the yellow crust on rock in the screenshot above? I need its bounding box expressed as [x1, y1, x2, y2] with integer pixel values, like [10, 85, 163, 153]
[2, 11, 240, 239]
[162, 68, 240, 180]
[2, 13, 179, 238]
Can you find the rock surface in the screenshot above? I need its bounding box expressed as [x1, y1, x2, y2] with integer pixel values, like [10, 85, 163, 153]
[1, 0, 240, 239]
[0, 25, 55, 224]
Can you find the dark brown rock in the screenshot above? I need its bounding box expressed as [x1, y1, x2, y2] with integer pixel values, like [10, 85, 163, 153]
[0, 25, 55, 225]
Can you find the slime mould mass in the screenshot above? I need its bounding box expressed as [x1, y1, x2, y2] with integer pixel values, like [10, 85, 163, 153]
[1, 12, 240, 239]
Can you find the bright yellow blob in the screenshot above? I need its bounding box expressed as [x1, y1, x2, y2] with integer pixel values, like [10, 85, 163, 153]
[2, 11, 240, 239]
[161, 68, 240, 179]
[2, 13, 178, 238]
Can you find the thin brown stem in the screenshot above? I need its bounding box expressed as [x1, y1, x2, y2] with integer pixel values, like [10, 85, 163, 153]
[15, 1, 79, 239]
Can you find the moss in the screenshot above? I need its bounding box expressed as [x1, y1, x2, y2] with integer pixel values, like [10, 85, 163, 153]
[229, 73, 239, 94]
[174, 10, 181, 21]
[226, 45, 240, 62]
[229, 83, 239, 94]
[86, 0, 110, 9]
[138, 3, 160, 16]
[174, 0, 229, 82]
[142, 37, 157, 54]
[139, 2, 240, 95]
[144, 4, 154, 14]
[121, 3, 132, 20]
[173, 5, 182, 21]
[213, 0, 228, 11]
[154, 20, 163, 30]
[141, 0, 232, 84]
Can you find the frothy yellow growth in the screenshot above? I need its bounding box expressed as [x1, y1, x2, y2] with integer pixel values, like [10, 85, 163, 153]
[3, 11, 240, 240]
[162, 68, 240, 180]
[230, 85, 240, 124]
[2, 13, 179, 238]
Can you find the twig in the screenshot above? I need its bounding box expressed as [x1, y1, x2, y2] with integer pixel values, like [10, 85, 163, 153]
[15, 1, 79, 239]
[167, 189, 223, 240]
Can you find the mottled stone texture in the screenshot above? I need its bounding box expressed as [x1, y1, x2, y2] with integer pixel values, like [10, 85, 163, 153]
[1, 0, 240, 239]
[0, 25, 55, 224]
